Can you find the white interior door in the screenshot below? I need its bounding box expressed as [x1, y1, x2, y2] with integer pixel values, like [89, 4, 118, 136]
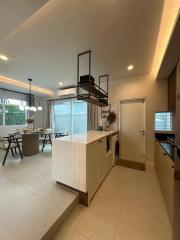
[119, 99, 146, 163]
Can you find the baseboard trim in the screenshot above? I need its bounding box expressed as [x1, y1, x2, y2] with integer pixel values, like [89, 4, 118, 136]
[116, 159, 146, 171]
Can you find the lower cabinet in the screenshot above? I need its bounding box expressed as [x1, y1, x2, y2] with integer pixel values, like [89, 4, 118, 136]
[106, 152, 113, 172]
[87, 137, 113, 202]
[99, 138, 106, 182]
[86, 141, 99, 200]
[155, 141, 174, 223]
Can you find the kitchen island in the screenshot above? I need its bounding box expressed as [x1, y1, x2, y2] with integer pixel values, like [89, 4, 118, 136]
[52, 130, 118, 206]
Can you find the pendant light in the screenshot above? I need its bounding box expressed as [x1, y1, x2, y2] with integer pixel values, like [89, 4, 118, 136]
[19, 78, 43, 112]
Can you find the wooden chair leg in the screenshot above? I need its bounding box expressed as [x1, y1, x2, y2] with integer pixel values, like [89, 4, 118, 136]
[16, 139, 23, 159]
[42, 135, 47, 152]
[10, 148, 14, 157]
[2, 141, 11, 166]
[49, 134, 52, 146]
[41, 141, 44, 152]
[14, 147, 17, 154]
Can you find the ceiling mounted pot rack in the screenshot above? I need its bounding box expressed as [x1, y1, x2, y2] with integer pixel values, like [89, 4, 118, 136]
[77, 50, 109, 106]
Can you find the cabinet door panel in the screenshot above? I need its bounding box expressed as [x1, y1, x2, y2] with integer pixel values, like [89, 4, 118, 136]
[106, 153, 113, 172]
[155, 142, 174, 223]
[168, 69, 176, 110]
[163, 154, 174, 223]
[87, 141, 99, 199]
[99, 138, 106, 181]
[155, 142, 161, 180]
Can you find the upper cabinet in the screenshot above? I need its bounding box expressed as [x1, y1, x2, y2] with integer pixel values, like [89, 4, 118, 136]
[156, 15, 180, 111]
[168, 67, 177, 111]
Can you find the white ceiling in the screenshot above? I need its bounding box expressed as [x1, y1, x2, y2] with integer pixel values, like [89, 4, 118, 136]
[0, 0, 164, 94]
[0, 0, 48, 41]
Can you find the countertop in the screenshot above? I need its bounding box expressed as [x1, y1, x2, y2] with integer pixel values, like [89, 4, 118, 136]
[53, 130, 118, 144]
[155, 133, 175, 161]
[160, 142, 174, 161]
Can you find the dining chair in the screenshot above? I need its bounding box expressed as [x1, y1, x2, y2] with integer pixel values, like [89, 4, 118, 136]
[0, 136, 23, 166]
[40, 129, 53, 152]
[54, 132, 66, 138]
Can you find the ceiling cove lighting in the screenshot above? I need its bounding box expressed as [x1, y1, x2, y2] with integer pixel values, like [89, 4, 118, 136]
[127, 65, 134, 71]
[19, 79, 43, 112]
[151, 0, 179, 78]
[0, 75, 53, 96]
[0, 55, 8, 61]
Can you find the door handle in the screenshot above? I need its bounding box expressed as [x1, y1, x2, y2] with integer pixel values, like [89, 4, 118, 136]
[138, 130, 146, 135]
[163, 152, 168, 156]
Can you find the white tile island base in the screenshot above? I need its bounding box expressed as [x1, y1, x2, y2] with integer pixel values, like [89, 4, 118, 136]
[52, 130, 118, 206]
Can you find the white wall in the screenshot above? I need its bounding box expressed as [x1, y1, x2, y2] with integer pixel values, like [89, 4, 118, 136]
[108, 74, 168, 164]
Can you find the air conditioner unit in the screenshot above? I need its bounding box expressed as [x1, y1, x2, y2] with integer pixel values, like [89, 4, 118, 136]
[57, 87, 77, 98]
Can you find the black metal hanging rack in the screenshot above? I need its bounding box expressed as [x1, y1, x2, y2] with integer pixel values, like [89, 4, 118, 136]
[77, 50, 108, 106]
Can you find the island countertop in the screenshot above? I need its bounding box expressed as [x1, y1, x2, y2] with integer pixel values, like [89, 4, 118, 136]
[53, 130, 118, 144]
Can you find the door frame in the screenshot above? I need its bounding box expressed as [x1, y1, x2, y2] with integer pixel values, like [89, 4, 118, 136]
[118, 97, 147, 163]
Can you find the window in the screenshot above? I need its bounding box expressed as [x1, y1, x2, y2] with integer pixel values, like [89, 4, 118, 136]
[155, 112, 173, 131]
[0, 98, 27, 126]
[53, 100, 87, 135]
[54, 102, 72, 134]
[0, 98, 3, 126]
[72, 101, 87, 134]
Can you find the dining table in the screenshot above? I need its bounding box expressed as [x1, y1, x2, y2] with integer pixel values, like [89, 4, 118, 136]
[9, 132, 40, 156]
[9, 131, 66, 157]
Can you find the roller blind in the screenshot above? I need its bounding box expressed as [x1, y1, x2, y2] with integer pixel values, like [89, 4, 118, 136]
[155, 112, 173, 131]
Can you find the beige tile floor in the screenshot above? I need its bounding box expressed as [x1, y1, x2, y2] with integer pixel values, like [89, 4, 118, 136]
[0, 148, 78, 240]
[53, 165, 172, 240]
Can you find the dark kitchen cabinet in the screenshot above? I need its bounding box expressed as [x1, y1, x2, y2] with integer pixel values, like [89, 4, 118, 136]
[168, 67, 176, 111]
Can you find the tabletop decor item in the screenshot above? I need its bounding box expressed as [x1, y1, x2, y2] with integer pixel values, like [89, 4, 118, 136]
[107, 111, 116, 124]
[105, 111, 116, 131]
[26, 117, 34, 131]
[101, 104, 111, 118]
[23, 129, 29, 134]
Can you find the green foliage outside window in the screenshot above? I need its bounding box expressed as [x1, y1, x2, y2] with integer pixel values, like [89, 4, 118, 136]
[5, 104, 26, 126]
[0, 103, 3, 126]
[0, 98, 26, 126]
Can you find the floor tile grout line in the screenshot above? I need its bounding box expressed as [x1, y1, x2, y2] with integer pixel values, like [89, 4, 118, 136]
[122, 204, 172, 228]
[68, 224, 92, 240]
[112, 178, 129, 240]
[5, 175, 53, 195]
[36, 191, 79, 213]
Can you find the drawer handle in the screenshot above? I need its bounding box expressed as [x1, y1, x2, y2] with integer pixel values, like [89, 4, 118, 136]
[163, 152, 168, 156]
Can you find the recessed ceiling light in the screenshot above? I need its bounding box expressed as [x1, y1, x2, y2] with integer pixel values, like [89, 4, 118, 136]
[0, 55, 8, 61]
[59, 82, 63, 86]
[127, 65, 134, 71]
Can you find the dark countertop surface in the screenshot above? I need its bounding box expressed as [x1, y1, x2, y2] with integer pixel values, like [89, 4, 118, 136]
[155, 132, 175, 161]
[160, 142, 174, 161]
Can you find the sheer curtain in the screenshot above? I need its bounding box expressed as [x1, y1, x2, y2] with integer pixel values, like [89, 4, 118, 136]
[46, 100, 53, 130]
[87, 103, 98, 131]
